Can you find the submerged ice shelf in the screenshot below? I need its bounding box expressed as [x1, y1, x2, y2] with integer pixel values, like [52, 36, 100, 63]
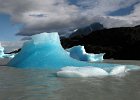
[67, 45, 105, 62]
[8, 32, 140, 74]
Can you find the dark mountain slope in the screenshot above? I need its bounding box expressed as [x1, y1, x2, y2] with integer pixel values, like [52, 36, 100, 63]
[61, 25, 140, 60]
[69, 22, 104, 38]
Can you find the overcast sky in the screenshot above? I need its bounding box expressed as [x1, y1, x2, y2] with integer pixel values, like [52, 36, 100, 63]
[0, 0, 140, 41]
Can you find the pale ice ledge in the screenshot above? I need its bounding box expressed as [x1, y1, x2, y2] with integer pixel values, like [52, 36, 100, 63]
[8, 32, 140, 73]
[57, 66, 127, 78]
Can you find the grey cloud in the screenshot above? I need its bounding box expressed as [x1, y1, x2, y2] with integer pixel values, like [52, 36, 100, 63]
[21, 37, 31, 41]
[0, 0, 140, 36]
[29, 14, 47, 18]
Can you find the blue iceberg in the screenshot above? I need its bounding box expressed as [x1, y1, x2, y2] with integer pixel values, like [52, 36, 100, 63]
[67, 46, 105, 62]
[8, 32, 140, 72]
[0, 43, 15, 58]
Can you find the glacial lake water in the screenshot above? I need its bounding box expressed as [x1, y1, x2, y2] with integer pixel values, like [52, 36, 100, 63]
[0, 58, 140, 100]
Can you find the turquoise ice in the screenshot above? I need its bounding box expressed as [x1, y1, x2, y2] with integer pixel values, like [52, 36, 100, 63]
[8, 32, 140, 72]
[67, 45, 105, 62]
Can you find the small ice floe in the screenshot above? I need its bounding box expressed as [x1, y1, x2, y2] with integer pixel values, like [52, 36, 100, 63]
[0, 43, 4, 58]
[67, 45, 105, 62]
[57, 66, 127, 78]
[0, 43, 15, 59]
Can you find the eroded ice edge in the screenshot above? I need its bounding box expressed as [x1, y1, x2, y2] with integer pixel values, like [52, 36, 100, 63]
[66, 45, 105, 62]
[8, 32, 140, 77]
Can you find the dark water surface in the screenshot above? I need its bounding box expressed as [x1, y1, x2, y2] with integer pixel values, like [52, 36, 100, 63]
[0, 59, 140, 100]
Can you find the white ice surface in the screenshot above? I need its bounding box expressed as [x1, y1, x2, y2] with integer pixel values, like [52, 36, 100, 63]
[57, 65, 128, 78]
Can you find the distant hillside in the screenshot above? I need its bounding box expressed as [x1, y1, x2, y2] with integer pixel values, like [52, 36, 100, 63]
[61, 25, 140, 60]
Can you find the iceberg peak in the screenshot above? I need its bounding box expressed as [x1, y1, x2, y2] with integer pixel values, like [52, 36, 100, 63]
[32, 32, 60, 46]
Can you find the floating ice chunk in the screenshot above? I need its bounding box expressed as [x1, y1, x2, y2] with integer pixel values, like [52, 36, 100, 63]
[57, 66, 129, 78]
[0, 43, 4, 58]
[68, 46, 105, 62]
[57, 66, 108, 77]
[0, 43, 15, 59]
